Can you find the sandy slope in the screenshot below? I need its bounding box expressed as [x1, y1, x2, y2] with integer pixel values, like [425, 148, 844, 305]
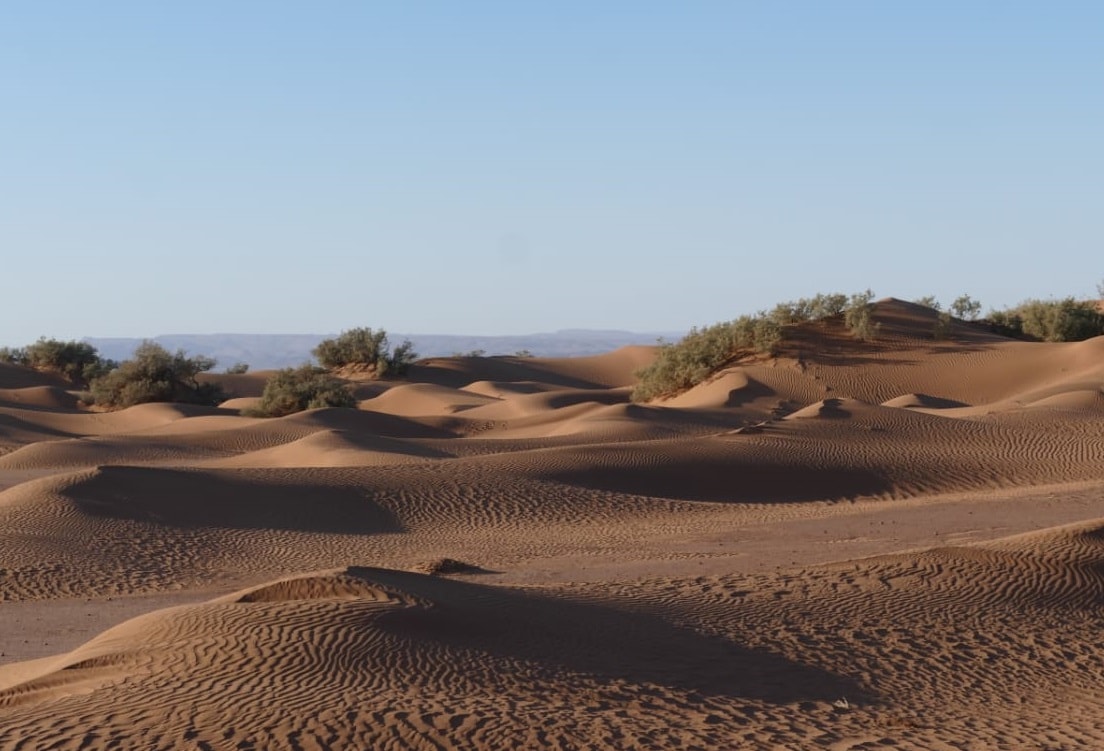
[2, 300, 1104, 749]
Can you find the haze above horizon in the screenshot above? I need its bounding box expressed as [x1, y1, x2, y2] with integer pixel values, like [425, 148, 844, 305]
[3, 3, 1101, 345]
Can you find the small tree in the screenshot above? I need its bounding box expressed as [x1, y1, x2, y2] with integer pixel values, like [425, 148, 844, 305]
[89, 341, 224, 409]
[247, 365, 356, 417]
[914, 295, 941, 311]
[1017, 298, 1104, 342]
[0, 347, 28, 365]
[313, 327, 417, 377]
[0, 338, 114, 386]
[844, 290, 877, 340]
[933, 311, 954, 340]
[950, 294, 982, 321]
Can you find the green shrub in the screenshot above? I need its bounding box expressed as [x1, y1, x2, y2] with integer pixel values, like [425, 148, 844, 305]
[913, 295, 941, 311]
[769, 293, 849, 326]
[0, 338, 114, 385]
[1017, 298, 1104, 342]
[933, 311, 954, 340]
[844, 290, 877, 340]
[950, 294, 982, 321]
[986, 308, 1024, 338]
[224, 362, 250, 375]
[313, 327, 417, 377]
[88, 341, 224, 409]
[0, 347, 28, 365]
[631, 314, 783, 402]
[632, 290, 878, 402]
[985, 298, 1104, 342]
[246, 365, 356, 417]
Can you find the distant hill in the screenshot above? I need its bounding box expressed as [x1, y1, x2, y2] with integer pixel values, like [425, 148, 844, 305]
[85, 330, 680, 371]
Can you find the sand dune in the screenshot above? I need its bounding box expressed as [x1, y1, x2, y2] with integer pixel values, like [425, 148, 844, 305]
[3, 307, 1104, 748]
[359, 381, 501, 416]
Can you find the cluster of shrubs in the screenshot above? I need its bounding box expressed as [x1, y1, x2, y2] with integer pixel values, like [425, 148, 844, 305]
[312, 327, 417, 377]
[0, 338, 117, 386]
[987, 298, 1104, 342]
[88, 341, 225, 408]
[631, 290, 877, 402]
[914, 292, 1104, 343]
[246, 365, 356, 417]
[1, 326, 419, 417]
[0, 338, 222, 408]
[247, 328, 418, 418]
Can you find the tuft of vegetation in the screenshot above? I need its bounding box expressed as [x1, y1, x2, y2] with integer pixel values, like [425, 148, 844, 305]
[768, 293, 849, 327]
[632, 316, 781, 402]
[224, 362, 250, 375]
[844, 290, 878, 341]
[986, 298, 1104, 342]
[0, 338, 116, 386]
[313, 327, 417, 377]
[913, 295, 941, 311]
[246, 365, 356, 417]
[0, 347, 27, 365]
[932, 311, 954, 340]
[632, 290, 878, 402]
[950, 294, 982, 321]
[88, 341, 224, 409]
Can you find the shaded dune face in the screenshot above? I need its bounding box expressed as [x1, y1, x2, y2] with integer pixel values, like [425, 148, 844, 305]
[0, 568, 869, 749]
[2, 303, 1104, 749]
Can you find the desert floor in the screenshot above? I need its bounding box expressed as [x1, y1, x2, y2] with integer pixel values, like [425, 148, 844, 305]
[2, 299, 1103, 750]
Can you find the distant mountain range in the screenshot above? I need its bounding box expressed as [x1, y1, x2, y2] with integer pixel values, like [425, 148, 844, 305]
[84, 330, 682, 371]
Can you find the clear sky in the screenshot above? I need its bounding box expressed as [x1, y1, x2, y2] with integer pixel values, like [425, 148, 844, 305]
[2, 2, 1101, 344]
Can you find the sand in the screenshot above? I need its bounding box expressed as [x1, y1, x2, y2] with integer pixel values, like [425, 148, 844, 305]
[2, 298, 1104, 749]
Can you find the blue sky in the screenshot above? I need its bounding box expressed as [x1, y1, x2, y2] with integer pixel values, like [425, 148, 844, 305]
[2, 3, 1101, 343]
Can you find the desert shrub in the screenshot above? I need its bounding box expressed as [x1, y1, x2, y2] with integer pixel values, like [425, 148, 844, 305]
[246, 365, 356, 417]
[632, 290, 877, 401]
[0, 347, 28, 365]
[914, 295, 941, 311]
[313, 327, 417, 377]
[950, 294, 982, 321]
[225, 362, 250, 375]
[844, 290, 877, 340]
[985, 308, 1024, 338]
[3, 338, 114, 385]
[806, 292, 849, 319]
[933, 311, 954, 340]
[1016, 298, 1104, 342]
[770, 293, 849, 326]
[88, 341, 224, 409]
[0, 339, 115, 385]
[632, 314, 782, 402]
[986, 298, 1104, 342]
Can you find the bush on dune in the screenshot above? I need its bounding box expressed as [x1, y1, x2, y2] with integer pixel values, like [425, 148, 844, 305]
[631, 316, 782, 403]
[246, 365, 356, 417]
[0, 337, 116, 385]
[89, 341, 224, 409]
[632, 290, 877, 402]
[987, 298, 1104, 342]
[313, 327, 417, 377]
